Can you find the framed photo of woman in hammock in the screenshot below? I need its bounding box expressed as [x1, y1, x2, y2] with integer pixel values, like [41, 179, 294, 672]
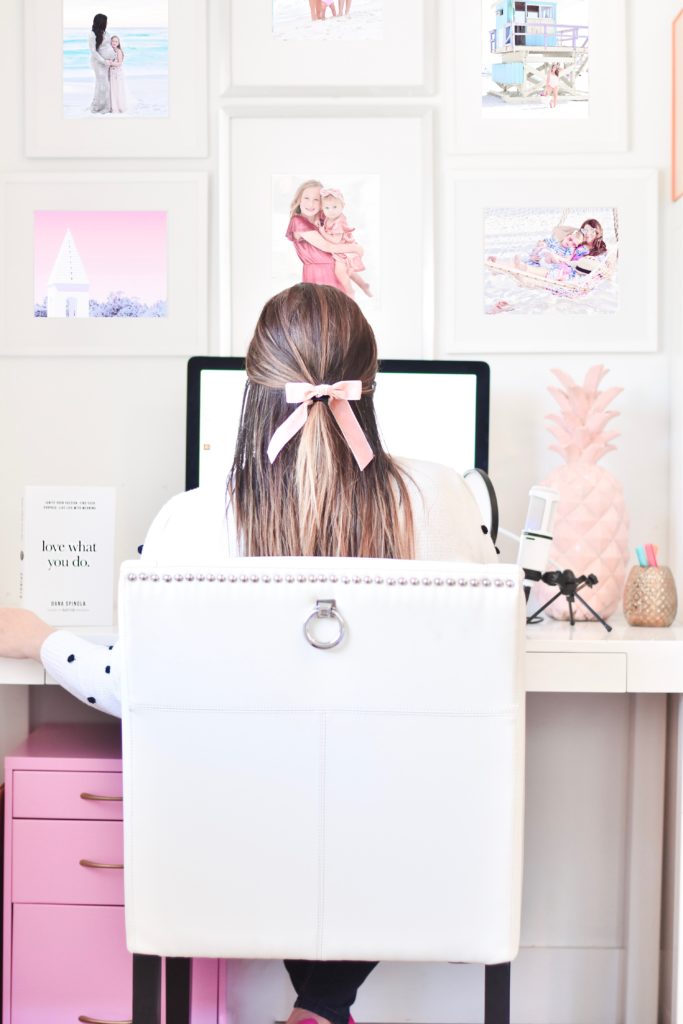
[484, 206, 618, 317]
[445, 169, 657, 353]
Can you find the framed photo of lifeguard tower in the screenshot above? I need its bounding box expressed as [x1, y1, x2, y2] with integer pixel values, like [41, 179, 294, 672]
[447, 0, 627, 153]
[442, 169, 657, 354]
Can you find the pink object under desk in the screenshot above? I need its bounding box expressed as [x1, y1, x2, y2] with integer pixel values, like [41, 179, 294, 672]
[3, 723, 227, 1024]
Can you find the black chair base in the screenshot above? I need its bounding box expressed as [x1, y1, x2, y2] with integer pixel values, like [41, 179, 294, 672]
[132, 954, 192, 1024]
[132, 954, 511, 1024]
[485, 961, 511, 1024]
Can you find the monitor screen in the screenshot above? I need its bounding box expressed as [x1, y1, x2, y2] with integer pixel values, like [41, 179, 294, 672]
[186, 358, 490, 491]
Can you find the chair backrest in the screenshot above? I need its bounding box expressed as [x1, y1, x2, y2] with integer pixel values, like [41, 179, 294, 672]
[119, 557, 526, 965]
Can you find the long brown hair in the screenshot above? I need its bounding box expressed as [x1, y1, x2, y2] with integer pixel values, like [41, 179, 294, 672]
[581, 218, 607, 256]
[228, 284, 415, 559]
[92, 13, 107, 49]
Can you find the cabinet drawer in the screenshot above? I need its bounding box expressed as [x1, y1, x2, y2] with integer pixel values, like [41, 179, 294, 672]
[13, 820, 124, 905]
[11, 905, 220, 1024]
[526, 652, 627, 692]
[13, 770, 122, 819]
[11, 904, 132, 1024]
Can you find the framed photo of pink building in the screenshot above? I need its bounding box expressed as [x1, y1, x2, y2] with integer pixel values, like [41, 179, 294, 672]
[0, 173, 208, 356]
[222, 108, 433, 359]
[444, 169, 657, 354]
[222, 0, 433, 93]
[24, 0, 207, 158]
[448, 0, 627, 153]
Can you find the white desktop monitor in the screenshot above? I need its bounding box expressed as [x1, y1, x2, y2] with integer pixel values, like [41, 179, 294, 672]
[186, 358, 490, 491]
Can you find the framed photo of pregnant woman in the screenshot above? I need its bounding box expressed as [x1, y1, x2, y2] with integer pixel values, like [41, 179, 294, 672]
[223, 108, 433, 359]
[444, 169, 657, 354]
[24, 0, 207, 157]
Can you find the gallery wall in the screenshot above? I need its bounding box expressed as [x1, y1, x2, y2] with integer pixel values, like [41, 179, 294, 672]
[1, 0, 676, 630]
[0, 1, 680, 1022]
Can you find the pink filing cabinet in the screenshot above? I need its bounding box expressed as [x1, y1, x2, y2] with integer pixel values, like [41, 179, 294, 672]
[2, 723, 226, 1024]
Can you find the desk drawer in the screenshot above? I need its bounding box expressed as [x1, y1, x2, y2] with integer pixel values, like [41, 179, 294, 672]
[526, 652, 627, 692]
[13, 819, 123, 905]
[13, 770, 122, 819]
[11, 904, 132, 1024]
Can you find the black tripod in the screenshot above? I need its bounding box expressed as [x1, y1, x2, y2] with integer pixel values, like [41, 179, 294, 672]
[526, 569, 612, 633]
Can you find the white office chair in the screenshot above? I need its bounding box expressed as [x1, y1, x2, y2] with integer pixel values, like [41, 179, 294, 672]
[118, 556, 526, 1024]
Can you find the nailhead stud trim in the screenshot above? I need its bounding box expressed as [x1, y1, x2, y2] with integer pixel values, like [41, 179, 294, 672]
[123, 571, 516, 589]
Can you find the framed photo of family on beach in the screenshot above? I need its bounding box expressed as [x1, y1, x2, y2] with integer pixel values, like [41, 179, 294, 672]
[448, 0, 626, 153]
[222, 109, 433, 357]
[24, 0, 207, 157]
[445, 169, 657, 353]
[223, 0, 433, 93]
[0, 173, 208, 356]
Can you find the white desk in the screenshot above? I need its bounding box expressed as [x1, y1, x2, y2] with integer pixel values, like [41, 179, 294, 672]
[0, 617, 679, 1024]
[3, 615, 681, 692]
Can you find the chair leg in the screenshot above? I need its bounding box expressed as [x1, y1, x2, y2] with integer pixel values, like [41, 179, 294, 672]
[132, 953, 162, 1024]
[484, 961, 511, 1024]
[166, 956, 193, 1024]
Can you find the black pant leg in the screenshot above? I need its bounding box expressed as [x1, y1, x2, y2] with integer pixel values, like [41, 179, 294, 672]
[288, 960, 379, 1024]
[284, 959, 316, 997]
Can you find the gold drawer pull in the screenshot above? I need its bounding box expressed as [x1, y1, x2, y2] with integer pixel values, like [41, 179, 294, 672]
[78, 1016, 132, 1023]
[80, 792, 123, 802]
[79, 859, 124, 870]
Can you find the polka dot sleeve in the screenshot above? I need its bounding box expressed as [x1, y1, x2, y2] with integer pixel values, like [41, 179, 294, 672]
[39, 631, 121, 718]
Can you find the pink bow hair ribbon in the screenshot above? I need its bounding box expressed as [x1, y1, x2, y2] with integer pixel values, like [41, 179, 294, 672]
[267, 380, 374, 471]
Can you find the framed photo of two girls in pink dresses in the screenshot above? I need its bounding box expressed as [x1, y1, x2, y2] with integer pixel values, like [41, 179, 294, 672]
[24, 0, 207, 157]
[223, 109, 433, 359]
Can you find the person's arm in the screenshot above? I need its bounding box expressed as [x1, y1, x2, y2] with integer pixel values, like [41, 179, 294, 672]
[0, 608, 121, 717]
[297, 229, 362, 256]
[88, 32, 109, 65]
[40, 631, 121, 717]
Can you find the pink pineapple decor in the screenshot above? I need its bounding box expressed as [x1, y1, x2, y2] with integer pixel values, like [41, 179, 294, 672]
[535, 365, 630, 620]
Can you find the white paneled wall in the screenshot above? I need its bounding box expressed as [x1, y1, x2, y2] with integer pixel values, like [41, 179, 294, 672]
[1, 1, 679, 1021]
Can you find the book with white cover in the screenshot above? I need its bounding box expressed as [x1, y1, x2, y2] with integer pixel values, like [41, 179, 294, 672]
[21, 486, 116, 626]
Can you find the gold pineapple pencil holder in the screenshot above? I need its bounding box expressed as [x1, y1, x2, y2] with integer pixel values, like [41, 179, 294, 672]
[623, 566, 678, 627]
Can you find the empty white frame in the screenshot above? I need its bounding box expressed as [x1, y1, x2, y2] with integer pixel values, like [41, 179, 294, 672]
[222, 0, 434, 94]
[0, 174, 208, 356]
[222, 108, 433, 358]
[24, 0, 207, 158]
[448, 0, 627, 154]
[445, 169, 657, 354]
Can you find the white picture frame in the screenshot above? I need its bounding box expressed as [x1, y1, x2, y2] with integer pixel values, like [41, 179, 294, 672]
[24, 0, 207, 158]
[221, 0, 434, 94]
[221, 107, 434, 359]
[443, 169, 657, 354]
[446, 0, 627, 154]
[0, 173, 208, 357]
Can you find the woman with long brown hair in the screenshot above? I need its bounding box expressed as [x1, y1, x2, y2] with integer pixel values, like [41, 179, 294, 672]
[89, 12, 115, 113]
[0, 283, 496, 1024]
